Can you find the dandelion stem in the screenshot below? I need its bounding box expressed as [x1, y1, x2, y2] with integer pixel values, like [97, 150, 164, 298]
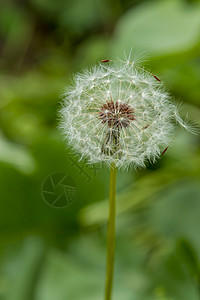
[105, 163, 117, 300]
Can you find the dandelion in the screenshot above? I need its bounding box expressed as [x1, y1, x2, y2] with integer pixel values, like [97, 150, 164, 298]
[59, 55, 195, 300]
[59, 57, 194, 170]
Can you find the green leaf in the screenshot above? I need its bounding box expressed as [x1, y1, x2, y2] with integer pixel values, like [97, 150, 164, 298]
[79, 152, 200, 227]
[4, 237, 46, 300]
[111, 0, 200, 57]
[150, 180, 200, 258]
[0, 132, 36, 174]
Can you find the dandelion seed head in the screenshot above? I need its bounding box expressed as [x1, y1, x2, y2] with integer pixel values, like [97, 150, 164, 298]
[59, 57, 195, 169]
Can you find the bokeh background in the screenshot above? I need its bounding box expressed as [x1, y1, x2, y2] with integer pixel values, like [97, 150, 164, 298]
[0, 0, 200, 299]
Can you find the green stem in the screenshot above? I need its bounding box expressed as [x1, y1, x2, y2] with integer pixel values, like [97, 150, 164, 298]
[105, 163, 117, 300]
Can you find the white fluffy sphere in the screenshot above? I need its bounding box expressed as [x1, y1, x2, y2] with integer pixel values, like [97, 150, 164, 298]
[59, 58, 193, 169]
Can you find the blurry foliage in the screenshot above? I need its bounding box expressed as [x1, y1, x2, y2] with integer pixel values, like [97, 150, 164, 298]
[112, 0, 200, 57]
[0, 0, 200, 299]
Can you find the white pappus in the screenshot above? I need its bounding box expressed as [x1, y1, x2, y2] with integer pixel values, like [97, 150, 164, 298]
[59, 57, 195, 170]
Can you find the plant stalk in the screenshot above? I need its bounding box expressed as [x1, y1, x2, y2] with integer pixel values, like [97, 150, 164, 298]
[105, 163, 117, 300]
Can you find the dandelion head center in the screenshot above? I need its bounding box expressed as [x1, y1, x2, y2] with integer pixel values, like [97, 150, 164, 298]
[99, 100, 135, 129]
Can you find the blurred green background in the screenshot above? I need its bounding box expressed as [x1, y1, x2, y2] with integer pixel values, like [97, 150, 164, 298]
[0, 0, 200, 299]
